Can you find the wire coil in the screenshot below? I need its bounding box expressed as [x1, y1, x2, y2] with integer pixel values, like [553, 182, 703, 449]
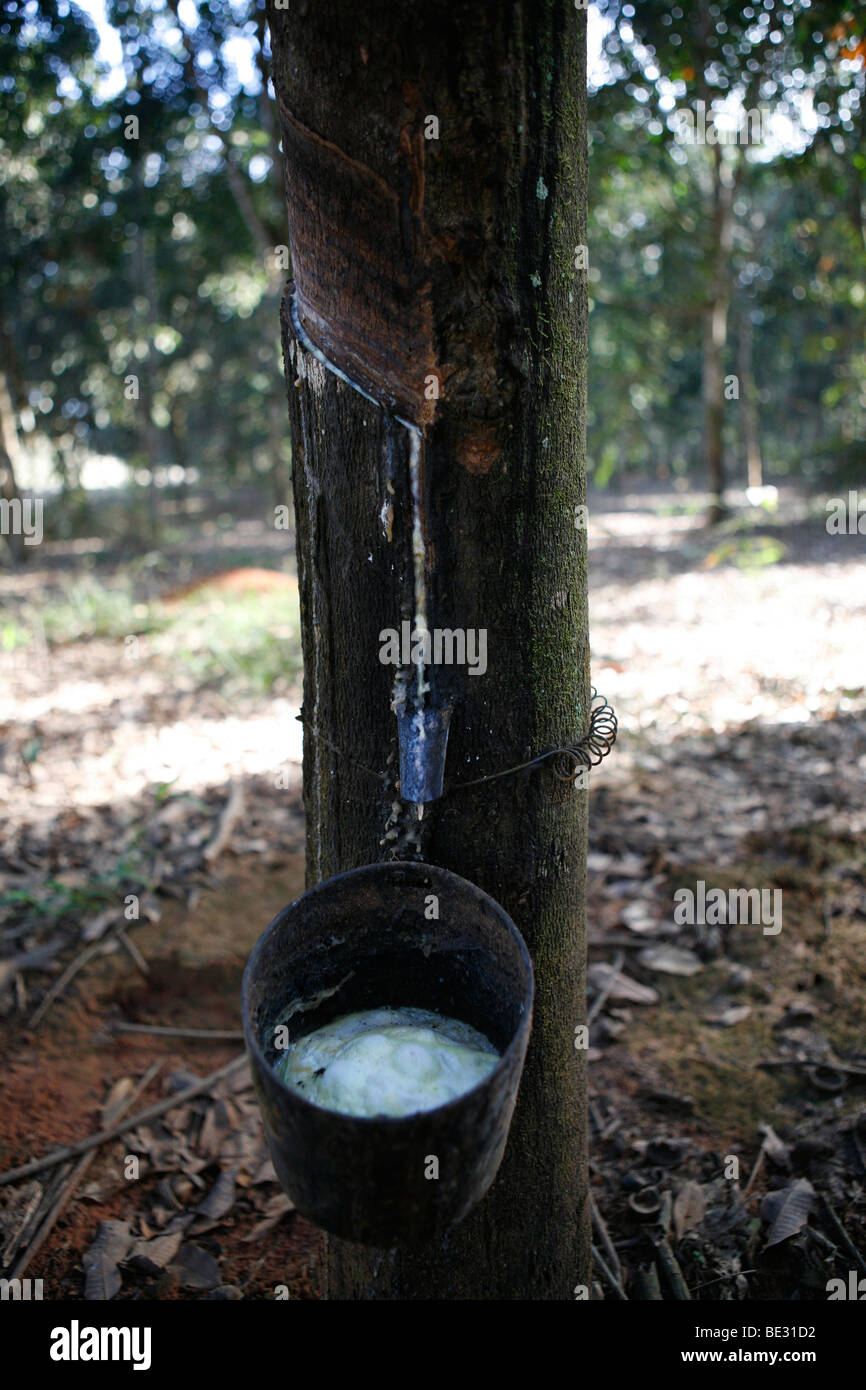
[298, 688, 617, 793]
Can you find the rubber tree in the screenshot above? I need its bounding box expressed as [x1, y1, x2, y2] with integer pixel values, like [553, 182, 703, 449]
[267, 0, 590, 1300]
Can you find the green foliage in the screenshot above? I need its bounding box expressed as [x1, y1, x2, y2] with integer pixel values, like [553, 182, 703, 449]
[37, 575, 162, 642]
[0, 0, 288, 515]
[16, 570, 301, 694]
[588, 1, 866, 491]
[0, 0, 863, 519]
[0, 849, 150, 926]
[703, 534, 787, 570]
[161, 586, 301, 694]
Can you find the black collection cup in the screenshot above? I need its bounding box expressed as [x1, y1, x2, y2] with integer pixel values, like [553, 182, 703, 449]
[241, 860, 534, 1246]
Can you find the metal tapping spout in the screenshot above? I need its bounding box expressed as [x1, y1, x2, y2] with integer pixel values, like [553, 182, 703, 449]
[396, 696, 452, 804]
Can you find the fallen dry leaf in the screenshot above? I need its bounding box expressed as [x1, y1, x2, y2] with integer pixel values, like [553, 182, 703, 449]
[191, 1166, 238, 1232]
[758, 1123, 791, 1168]
[102, 1076, 134, 1126]
[702, 999, 752, 1027]
[83, 1219, 132, 1300]
[761, 1178, 815, 1248]
[125, 1228, 185, 1274]
[589, 963, 659, 1005]
[168, 1242, 221, 1291]
[243, 1192, 295, 1242]
[673, 1180, 706, 1242]
[620, 901, 663, 934]
[638, 945, 703, 976]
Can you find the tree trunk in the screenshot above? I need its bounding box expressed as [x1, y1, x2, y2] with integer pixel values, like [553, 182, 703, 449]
[738, 312, 763, 492]
[268, 0, 589, 1300]
[703, 144, 733, 524]
[133, 227, 160, 537]
[0, 366, 25, 565]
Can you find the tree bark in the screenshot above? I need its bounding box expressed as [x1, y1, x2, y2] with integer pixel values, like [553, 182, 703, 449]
[268, 0, 589, 1300]
[133, 225, 160, 537]
[0, 366, 25, 565]
[703, 143, 733, 523]
[738, 312, 763, 492]
[695, 1, 732, 525]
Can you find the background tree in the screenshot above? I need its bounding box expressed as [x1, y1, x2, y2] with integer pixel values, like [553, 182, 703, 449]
[0, 0, 289, 551]
[591, 0, 865, 509]
[2, 1, 863, 564]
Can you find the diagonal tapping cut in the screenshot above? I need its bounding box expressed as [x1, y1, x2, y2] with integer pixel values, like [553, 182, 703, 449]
[277, 92, 437, 429]
[288, 287, 445, 812]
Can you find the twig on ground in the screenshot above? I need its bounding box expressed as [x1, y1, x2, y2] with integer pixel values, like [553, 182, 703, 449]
[28, 938, 109, 1029]
[589, 1101, 606, 1136]
[635, 1263, 663, 1300]
[1, 1181, 43, 1267]
[692, 1269, 757, 1292]
[592, 1243, 628, 1300]
[0, 937, 66, 993]
[821, 1194, 866, 1277]
[744, 1145, 766, 1198]
[587, 950, 626, 1028]
[11, 1061, 163, 1279]
[116, 927, 149, 976]
[203, 782, 244, 862]
[0, 1053, 249, 1188]
[111, 1021, 244, 1041]
[653, 1232, 691, 1300]
[757, 1057, 866, 1077]
[29, 913, 158, 1028]
[591, 1191, 623, 1285]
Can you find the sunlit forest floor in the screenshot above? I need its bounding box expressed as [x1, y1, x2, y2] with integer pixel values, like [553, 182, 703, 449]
[1, 481, 864, 1299]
